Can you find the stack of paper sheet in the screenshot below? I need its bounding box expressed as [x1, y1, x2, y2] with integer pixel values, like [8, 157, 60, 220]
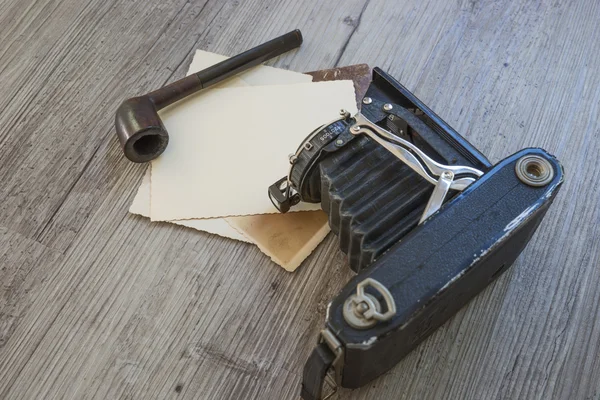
[130, 50, 358, 271]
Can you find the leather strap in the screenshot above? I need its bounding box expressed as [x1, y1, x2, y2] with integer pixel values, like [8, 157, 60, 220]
[300, 343, 336, 400]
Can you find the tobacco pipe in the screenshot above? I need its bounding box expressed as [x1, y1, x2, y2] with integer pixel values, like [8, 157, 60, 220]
[115, 29, 303, 163]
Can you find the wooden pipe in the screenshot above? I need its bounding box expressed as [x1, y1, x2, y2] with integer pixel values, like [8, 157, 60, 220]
[115, 29, 303, 163]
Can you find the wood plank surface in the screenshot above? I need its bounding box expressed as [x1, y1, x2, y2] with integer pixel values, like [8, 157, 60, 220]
[0, 0, 598, 399]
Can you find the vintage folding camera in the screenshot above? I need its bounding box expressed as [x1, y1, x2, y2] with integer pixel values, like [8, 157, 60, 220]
[268, 68, 563, 400]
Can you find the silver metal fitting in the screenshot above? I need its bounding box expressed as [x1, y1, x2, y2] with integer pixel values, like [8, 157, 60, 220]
[362, 97, 373, 105]
[383, 103, 393, 111]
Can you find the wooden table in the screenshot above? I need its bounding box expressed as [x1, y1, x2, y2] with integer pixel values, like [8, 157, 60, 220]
[1, 0, 599, 399]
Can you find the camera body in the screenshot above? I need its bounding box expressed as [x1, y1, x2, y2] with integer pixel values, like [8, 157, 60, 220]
[269, 68, 563, 400]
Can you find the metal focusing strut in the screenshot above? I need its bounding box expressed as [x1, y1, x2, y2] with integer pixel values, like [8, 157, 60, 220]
[420, 170, 454, 223]
[349, 109, 484, 223]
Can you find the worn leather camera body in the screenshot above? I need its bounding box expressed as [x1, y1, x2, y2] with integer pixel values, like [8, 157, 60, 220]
[269, 68, 563, 400]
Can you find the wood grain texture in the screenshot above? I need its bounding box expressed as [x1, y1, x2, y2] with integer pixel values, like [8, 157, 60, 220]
[0, 0, 598, 399]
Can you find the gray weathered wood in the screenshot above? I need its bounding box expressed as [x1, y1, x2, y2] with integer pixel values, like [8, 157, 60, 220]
[0, 0, 599, 399]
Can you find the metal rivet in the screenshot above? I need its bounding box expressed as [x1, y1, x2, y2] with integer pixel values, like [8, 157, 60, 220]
[351, 125, 361, 134]
[288, 154, 297, 164]
[362, 97, 373, 105]
[515, 155, 554, 187]
[383, 103, 393, 111]
[441, 171, 454, 180]
[335, 139, 344, 146]
[356, 302, 369, 315]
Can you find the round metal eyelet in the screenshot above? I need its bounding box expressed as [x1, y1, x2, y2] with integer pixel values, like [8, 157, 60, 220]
[515, 155, 554, 187]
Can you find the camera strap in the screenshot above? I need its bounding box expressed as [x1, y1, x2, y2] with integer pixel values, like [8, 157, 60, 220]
[300, 342, 336, 400]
